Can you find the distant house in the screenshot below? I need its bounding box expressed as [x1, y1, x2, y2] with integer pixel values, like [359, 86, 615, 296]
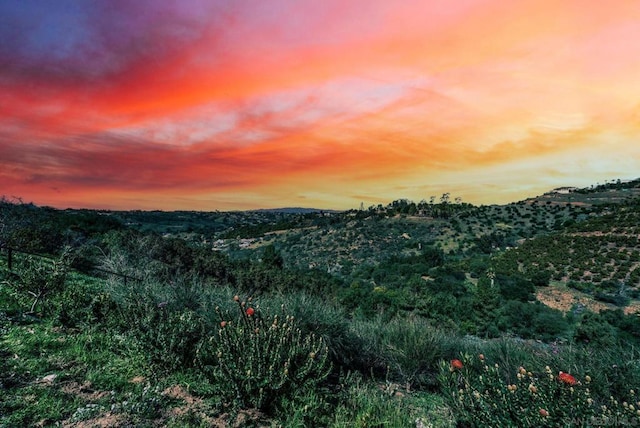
[549, 187, 579, 194]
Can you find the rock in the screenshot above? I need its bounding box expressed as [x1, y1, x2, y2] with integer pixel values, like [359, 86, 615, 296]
[41, 374, 57, 383]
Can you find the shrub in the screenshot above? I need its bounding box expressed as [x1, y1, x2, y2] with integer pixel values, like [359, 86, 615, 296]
[197, 296, 331, 412]
[350, 316, 459, 389]
[267, 292, 361, 370]
[107, 278, 206, 372]
[439, 353, 639, 427]
[7, 248, 72, 314]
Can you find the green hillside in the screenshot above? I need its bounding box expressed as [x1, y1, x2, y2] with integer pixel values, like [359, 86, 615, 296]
[2, 182, 640, 426]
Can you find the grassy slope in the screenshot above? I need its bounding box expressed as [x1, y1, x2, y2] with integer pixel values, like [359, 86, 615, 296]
[3, 180, 640, 426]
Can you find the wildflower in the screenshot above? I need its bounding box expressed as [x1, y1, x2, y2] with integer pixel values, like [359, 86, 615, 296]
[233, 295, 240, 301]
[479, 354, 485, 361]
[519, 366, 527, 375]
[539, 408, 549, 417]
[220, 321, 227, 328]
[558, 372, 577, 386]
[246, 307, 255, 316]
[545, 366, 552, 374]
[451, 359, 463, 370]
[585, 375, 591, 383]
[507, 384, 517, 393]
[309, 352, 316, 359]
[528, 384, 537, 394]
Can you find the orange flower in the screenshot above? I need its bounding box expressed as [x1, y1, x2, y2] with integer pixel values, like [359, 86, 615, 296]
[246, 307, 255, 316]
[558, 372, 577, 385]
[451, 359, 463, 370]
[539, 408, 549, 417]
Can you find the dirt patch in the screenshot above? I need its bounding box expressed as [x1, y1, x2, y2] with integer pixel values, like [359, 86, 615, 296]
[536, 286, 639, 314]
[625, 301, 640, 315]
[62, 412, 125, 428]
[161, 385, 269, 427]
[61, 381, 110, 401]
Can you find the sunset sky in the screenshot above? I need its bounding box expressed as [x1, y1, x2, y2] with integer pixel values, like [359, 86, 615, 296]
[2, 0, 640, 211]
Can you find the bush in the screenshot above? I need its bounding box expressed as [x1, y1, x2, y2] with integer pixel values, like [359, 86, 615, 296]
[107, 278, 206, 372]
[268, 292, 361, 370]
[350, 316, 458, 389]
[7, 248, 72, 315]
[197, 296, 331, 412]
[439, 353, 639, 427]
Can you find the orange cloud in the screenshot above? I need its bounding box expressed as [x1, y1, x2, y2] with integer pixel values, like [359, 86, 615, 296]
[3, 0, 640, 210]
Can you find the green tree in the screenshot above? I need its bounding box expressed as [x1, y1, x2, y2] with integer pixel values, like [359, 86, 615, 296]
[473, 270, 500, 336]
[262, 244, 284, 269]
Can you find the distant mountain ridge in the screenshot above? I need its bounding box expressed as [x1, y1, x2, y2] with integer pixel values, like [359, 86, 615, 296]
[250, 207, 341, 214]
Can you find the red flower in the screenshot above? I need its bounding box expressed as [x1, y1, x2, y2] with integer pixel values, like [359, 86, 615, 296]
[558, 372, 577, 385]
[451, 359, 463, 370]
[246, 307, 255, 316]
